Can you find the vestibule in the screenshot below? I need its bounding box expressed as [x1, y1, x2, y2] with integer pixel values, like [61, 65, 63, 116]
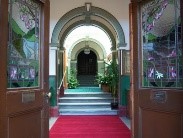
[0, 0, 182, 138]
[49, 2, 130, 118]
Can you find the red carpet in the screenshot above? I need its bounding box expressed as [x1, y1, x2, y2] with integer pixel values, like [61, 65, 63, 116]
[50, 115, 131, 138]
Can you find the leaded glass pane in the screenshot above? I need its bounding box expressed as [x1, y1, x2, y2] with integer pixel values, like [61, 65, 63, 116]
[142, 0, 182, 88]
[8, 0, 40, 88]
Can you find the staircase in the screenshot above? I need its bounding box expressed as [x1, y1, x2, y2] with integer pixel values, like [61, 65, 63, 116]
[58, 87, 118, 115]
[77, 75, 97, 86]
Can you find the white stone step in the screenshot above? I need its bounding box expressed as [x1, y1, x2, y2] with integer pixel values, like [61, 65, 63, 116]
[59, 108, 118, 115]
[58, 87, 118, 115]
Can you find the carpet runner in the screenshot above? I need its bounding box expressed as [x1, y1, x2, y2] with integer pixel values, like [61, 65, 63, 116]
[50, 115, 131, 138]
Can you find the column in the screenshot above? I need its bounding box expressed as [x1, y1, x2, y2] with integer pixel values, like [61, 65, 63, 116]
[49, 43, 59, 117]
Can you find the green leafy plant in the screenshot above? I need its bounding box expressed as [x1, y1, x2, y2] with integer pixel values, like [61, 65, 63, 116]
[95, 73, 112, 85]
[105, 60, 119, 109]
[68, 68, 79, 89]
[95, 60, 119, 95]
[106, 60, 119, 98]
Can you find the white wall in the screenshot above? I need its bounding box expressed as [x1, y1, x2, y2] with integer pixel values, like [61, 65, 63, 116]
[50, 0, 130, 49]
[49, 48, 57, 75]
[49, 0, 130, 75]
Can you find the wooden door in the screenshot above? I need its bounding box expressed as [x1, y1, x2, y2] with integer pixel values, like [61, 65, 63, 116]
[77, 50, 97, 75]
[130, 0, 183, 138]
[0, 0, 50, 138]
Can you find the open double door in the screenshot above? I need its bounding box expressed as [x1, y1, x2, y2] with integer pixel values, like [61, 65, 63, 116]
[0, 0, 50, 138]
[130, 0, 183, 138]
[1, 0, 183, 138]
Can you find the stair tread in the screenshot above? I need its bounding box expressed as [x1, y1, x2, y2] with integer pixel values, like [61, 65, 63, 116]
[59, 97, 112, 99]
[65, 91, 106, 94]
[64, 92, 110, 94]
[60, 113, 117, 115]
[60, 108, 116, 111]
[58, 102, 111, 105]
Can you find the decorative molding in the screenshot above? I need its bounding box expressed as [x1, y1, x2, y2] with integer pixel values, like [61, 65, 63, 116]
[70, 60, 77, 63]
[97, 60, 104, 63]
[49, 43, 59, 47]
[59, 20, 116, 48]
[92, 6, 125, 44]
[51, 6, 85, 43]
[118, 43, 127, 50]
[59, 47, 66, 53]
[122, 50, 130, 75]
[85, 3, 92, 12]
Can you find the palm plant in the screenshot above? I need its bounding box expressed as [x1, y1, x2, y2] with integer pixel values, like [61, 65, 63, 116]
[105, 60, 119, 109]
[106, 60, 119, 98]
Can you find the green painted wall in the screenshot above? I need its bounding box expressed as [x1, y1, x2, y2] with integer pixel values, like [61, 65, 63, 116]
[120, 75, 130, 106]
[49, 75, 57, 106]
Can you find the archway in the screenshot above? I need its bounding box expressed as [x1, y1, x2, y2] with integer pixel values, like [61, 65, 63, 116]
[50, 3, 128, 117]
[51, 4, 126, 48]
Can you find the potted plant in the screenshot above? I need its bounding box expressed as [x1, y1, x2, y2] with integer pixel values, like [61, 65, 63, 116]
[106, 60, 119, 109]
[95, 73, 111, 92]
[67, 68, 79, 89]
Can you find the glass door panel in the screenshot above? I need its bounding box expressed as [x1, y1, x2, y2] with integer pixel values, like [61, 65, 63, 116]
[141, 0, 182, 88]
[8, 0, 41, 88]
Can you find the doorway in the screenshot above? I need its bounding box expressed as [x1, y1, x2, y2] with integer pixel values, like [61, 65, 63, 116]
[77, 50, 97, 75]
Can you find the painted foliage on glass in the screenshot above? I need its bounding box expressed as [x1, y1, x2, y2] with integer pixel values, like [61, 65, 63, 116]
[8, 0, 40, 88]
[142, 0, 182, 88]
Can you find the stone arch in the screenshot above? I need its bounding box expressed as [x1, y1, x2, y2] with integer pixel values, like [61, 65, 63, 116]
[75, 47, 100, 61]
[68, 39, 107, 75]
[59, 20, 116, 49]
[67, 38, 107, 61]
[51, 5, 126, 48]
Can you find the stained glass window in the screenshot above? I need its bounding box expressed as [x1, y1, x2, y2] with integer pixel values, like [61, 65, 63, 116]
[8, 0, 40, 88]
[141, 0, 182, 88]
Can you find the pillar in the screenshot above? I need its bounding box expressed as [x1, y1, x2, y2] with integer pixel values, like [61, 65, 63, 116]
[49, 43, 59, 117]
[116, 43, 131, 117]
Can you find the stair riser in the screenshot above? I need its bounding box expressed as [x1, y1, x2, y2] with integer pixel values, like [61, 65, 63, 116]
[77, 75, 96, 86]
[59, 105, 111, 109]
[64, 94, 111, 97]
[59, 99, 112, 103]
[59, 111, 118, 115]
[79, 85, 98, 87]
[65, 89, 102, 92]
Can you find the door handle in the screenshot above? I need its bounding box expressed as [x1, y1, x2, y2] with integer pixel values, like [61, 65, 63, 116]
[45, 92, 52, 98]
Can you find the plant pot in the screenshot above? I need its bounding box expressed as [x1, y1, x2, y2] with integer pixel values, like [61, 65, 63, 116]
[99, 84, 101, 88]
[111, 98, 118, 110]
[111, 100, 118, 110]
[101, 84, 110, 92]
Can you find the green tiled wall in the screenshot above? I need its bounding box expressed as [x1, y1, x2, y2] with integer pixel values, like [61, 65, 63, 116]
[49, 75, 57, 106]
[120, 75, 130, 106]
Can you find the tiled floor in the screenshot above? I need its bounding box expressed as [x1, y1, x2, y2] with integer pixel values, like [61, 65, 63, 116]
[49, 117, 58, 130]
[49, 116, 131, 130]
[120, 116, 131, 129]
